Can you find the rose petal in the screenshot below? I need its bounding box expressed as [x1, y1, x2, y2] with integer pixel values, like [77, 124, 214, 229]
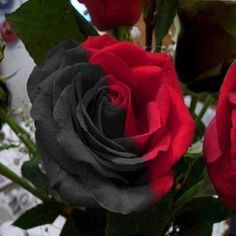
[150, 172, 174, 200]
[96, 42, 152, 68]
[54, 86, 128, 181]
[36, 137, 98, 207]
[28, 40, 78, 103]
[203, 118, 222, 163]
[216, 62, 236, 151]
[82, 35, 118, 50]
[76, 162, 154, 214]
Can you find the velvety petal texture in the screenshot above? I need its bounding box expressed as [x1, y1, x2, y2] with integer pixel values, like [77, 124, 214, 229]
[28, 35, 194, 214]
[204, 61, 236, 211]
[78, 0, 142, 31]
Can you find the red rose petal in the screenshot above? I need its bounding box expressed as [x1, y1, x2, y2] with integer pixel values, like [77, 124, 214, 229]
[82, 35, 118, 50]
[149, 54, 182, 94]
[203, 118, 222, 163]
[130, 66, 163, 106]
[150, 171, 174, 200]
[230, 109, 236, 158]
[208, 155, 236, 203]
[98, 42, 152, 68]
[167, 85, 195, 159]
[108, 74, 138, 136]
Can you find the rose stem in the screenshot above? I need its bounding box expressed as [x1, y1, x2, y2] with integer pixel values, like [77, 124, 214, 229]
[112, 27, 130, 41]
[0, 107, 38, 157]
[195, 94, 213, 127]
[144, 0, 157, 51]
[0, 162, 47, 201]
[189, 95, 199, 117]
[181, 158, 198, 188]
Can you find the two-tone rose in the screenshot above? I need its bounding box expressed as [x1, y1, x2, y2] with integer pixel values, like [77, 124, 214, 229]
[28, 35, 194, 214]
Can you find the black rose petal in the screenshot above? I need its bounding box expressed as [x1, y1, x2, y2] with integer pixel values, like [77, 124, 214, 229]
[28, 40, 79, 103]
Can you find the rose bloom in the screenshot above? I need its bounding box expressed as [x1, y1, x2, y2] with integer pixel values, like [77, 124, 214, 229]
[204, 61, 236, 211]
[28, 35, 194, 214]
[78, 0, 142, 31]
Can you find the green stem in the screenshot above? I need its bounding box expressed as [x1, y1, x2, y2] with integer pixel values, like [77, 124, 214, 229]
[181, 159, 197, 188]
[0, 107, 38, 157]
[111, 27, 130, 41]
[195, 95, 213, 127]
[189, 95, 199, 117]
[158, 167, 205, 235]
[0, 162, 47, 201]
[144, 0, 157, 51]
[153, 0, 165, 52]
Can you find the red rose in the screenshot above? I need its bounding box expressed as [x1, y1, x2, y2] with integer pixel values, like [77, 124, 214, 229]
[204, 61, 236, 211]
[78, 0, 142, 31]
[28, 35, 194, 213]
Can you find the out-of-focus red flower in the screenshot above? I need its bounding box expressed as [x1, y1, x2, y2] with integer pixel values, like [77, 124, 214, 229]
[78, 0, 142, 31]
[204, 61, 236, 211]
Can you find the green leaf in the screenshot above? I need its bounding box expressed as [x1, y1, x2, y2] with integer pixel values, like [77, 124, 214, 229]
[177, 222, 213, 236]
[0, 71, 18, 82]
[0, 86, 7, 103]
[173, 196, 232, 236]
[180, 158, 205, 194]
[70, 2, 98, 38]
[7, 0, 94, 64]
[174, 157, 205, 197]
[0, 38, 5, 61]
[211, 2, 236, 40]
[0, 143, 20, 151]
[14, 201, 65, 230]
[21, 157, 47, 193]
[60, 217, 82, 236]
[0, 81, 9, 111]
[196, 171, 216, 197]
[175, 179, 204, 207]
[154, 0, 178, 51]
[106, 195, 173, 236]
[176, 196, 232, 225]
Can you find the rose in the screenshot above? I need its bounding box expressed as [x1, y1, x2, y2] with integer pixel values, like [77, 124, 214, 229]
[28, 35, 194, 214]
[78, 0, 142, 31]
[204, 61, 236, 211]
